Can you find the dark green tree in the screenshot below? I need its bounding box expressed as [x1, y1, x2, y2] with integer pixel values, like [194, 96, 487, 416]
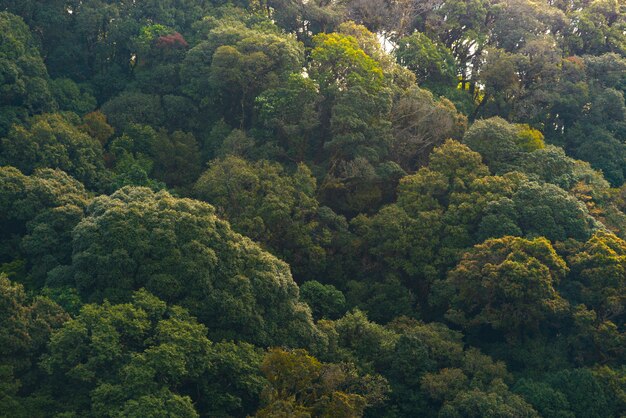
[440, 236, 569, 338]
[194, 156, 348, 281]
[0, 113, 108, 189]
[0, 166, 89, 289]
[42, 290, 264, 417]
[68, 186, 320, 347]
[0, 12, 56, 135]
[300, 281, 347, 320]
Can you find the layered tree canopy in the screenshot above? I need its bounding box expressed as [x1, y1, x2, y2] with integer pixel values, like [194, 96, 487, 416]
[0, 0, 625, 416]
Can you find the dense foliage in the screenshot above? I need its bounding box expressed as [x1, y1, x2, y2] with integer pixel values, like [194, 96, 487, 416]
[0, 0, 625, 416]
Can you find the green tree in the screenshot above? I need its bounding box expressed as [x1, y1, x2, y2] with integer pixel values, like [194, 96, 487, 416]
[510, 180, 597, 242]
[256, 348, 372, 418]
[545, 369, 615, 418]
[396, 32, 457, 88]
[423, 0, 491, 89]
[255, 73, 322, 162]
[101, 92, 165, 132]
[513, 379, 574, 418]
[0, 166, 89, 289]
[564, 0, 626, 56]
[42, 290, 211, 417]
[309, 30, 385, 99]
[150, 129, 201, 189]
[199, 340, 266, 417]
[300, 281, 347, 320]
[440, 236, 569, 338]
[390, 86, 467, 170]
[0, 12, 56, 135]
[323, 312, 536, 418]
[194, 156, 348, 281]
[344, 276, 415, 324]
[68, 186, 320, 347]
[567, 232, 626, 321]
[49, 78, 96, 116]
[462, 117, 545, 173]
[107, 125, 164, 191]
[269, 0, 346, 44]
[563, 232, 626, 365]
[0, 113, 108, 190]
[0, 274, 68, 417]
[182, 20, 303, 127]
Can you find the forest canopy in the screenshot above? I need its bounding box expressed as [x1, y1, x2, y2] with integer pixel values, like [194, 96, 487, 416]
[0, 0, 625, 417]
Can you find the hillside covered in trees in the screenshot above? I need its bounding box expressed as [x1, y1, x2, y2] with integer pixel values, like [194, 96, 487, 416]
[0, 0, 625, 416]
